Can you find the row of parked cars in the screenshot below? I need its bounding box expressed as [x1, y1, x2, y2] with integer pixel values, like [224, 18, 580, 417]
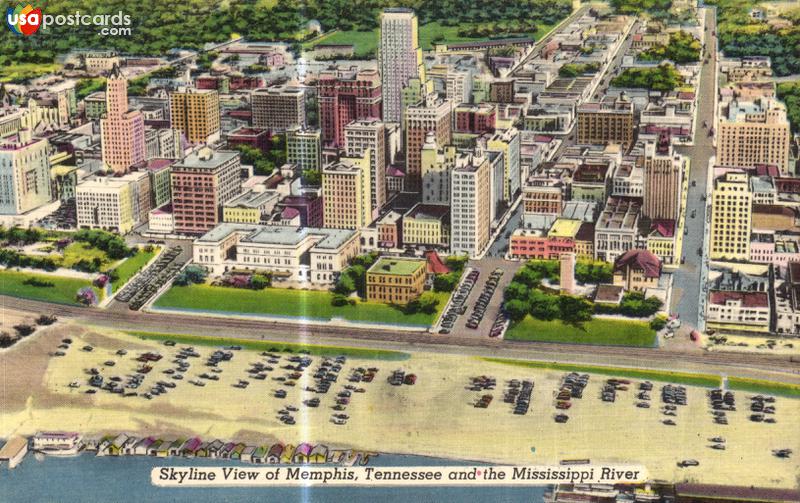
[439, 269, 479, 334]
[466, 269, 504, 329]
[116, 246, 185, 310]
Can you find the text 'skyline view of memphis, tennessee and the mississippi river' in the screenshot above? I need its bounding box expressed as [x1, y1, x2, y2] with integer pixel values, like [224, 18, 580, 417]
[0, 0, 799, 501]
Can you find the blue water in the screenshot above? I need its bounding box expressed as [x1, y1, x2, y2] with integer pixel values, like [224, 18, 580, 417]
[0, 453, 549, 503]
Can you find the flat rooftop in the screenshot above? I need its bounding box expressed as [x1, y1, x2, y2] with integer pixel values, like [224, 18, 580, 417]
[368, 257, 425, 276]
[196, 223, 355, 250]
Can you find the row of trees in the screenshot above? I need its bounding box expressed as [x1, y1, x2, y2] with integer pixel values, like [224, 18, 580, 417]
[777, 82, 800, 135]
[0, 226, 44, 246]
[0, 249, 58, 272]
[559, 63, 601, 78]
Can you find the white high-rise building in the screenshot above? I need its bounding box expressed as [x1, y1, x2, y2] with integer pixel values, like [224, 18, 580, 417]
[450, 152, 491, 258]
[344, 119, 386, 218]
[379, 8, 425, 123]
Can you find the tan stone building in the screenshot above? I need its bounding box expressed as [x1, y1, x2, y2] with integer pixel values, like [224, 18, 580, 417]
[251, 85, 306, 131]
[366, 257, 426, 304]
[321, 151, 371, 230]
[710, 171, 752, 261]
[717, 98, 790, 173]
[612, 249, 662, 292]
[576, 93, 634, 150]
[169, 89, 221, 144]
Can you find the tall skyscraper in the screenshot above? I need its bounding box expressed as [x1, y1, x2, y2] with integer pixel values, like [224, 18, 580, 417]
[718, 98, 790, 173]
[344, 119, 387, 218]
[486, 127, 521, 202]
[169, 88, 221, 144]
[450, 151, 491, 258]
[379, 8, 425, 123]
[101, 65, 145, 173]
[405, 99, 451, 192]
[643, 140, 683, 221]
[710, 171, 752, 261]
[318, 67, 382, 148]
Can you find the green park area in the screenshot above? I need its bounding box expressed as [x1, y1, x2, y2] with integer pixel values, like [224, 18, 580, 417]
[505, 315, 657, 347]
[484, 357, 722, 387]
[0, 270, 99, 306]
[305, 22, 556, 57]
[154, 284, 449, 327]
[126, 331, 409, 361]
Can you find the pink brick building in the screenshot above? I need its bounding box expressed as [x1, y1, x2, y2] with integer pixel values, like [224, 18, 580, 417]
[100, 65, 145, 174]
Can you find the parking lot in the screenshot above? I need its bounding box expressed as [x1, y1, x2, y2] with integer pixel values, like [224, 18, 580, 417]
[112, 246, 186, 310]
[442, 259, 521, 339]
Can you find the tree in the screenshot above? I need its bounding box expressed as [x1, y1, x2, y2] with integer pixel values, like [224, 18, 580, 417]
[504, 282, 530, 302]
[14, 324, 36, 337]
[333, 273, 356, 295]
[650, 315, 667, 331]
[251, 273, 271, 290]
[529, 290, 560, 320]
[505, 299, 530, 321]
[174, 265, 207, 286]
[0, 332, 14, 348]
[433, 272, 460, 292]
[302, 169, 322, 186]
[558, 295, 593, 324]
[418, 292, 440, 314]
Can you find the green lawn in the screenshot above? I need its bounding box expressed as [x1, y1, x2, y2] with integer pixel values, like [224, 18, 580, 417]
[505, 316, 657, 347]
[483, 358, 722, 387]
[154, 284, 448, 327]
[110, 248, 158, 293]
[305, 22, 555, 55]
[0, 269, 97, 306]
[126, 331, 409, 361]
[58, 242, 113, 269]
[727, 377, 800, 399]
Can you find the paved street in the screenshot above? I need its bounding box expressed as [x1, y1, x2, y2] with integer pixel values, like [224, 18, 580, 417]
[671, 7, 718, 331]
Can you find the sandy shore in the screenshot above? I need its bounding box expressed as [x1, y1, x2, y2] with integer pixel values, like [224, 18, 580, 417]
[0, 321, 797, 489]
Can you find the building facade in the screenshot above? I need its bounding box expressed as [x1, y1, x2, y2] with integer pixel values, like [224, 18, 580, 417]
[0, 134, 52, 215]
[100, 66, 145, 173]
[366, 257, 426, 304]
[169, 89, 221, 144]
[251, 85, 306, 132]
[317, 67, 382, 147]
[710, 171, 752, 261]
[379, 8, 425, 123]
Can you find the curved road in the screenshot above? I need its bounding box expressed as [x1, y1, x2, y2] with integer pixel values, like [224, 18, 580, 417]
[3, 295, 799, 384]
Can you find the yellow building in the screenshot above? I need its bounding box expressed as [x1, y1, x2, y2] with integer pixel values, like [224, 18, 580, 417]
[646, 221, 677, 265]
[169, 89, 221, 144]
[548, 218, 582, 239]
[322, 150, 371, 230]
[366, 257, 427, 304]
[710, 171, 752, 261]
[222, 190, 280, 224]
[402, 203, 450, 248]
[574, 222, 595, 261]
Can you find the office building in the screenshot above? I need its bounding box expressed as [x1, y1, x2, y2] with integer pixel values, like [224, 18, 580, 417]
[286, 127, 322, 172]
[576, 93, 634, 150]
[169, 88, 221, 144]
[76, 171, 151, 234]
[710, 171, 752, 261]
[643, 142, 683, 221]
[317, 67, 381, 147]
[0, 133, 52, 215]
[450, 152, 491, 257]
[366, 257, 427, 304]
[251, 85, 306, 132]
[718, 98, 790, 173]
[344, 119, 387, 217]
[405, 99, 451, 192]
[101, 65, 145, 173]
[170, 147, 242, 235]
[379, 8, 425, 123]
[321, 151, 372, 230]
